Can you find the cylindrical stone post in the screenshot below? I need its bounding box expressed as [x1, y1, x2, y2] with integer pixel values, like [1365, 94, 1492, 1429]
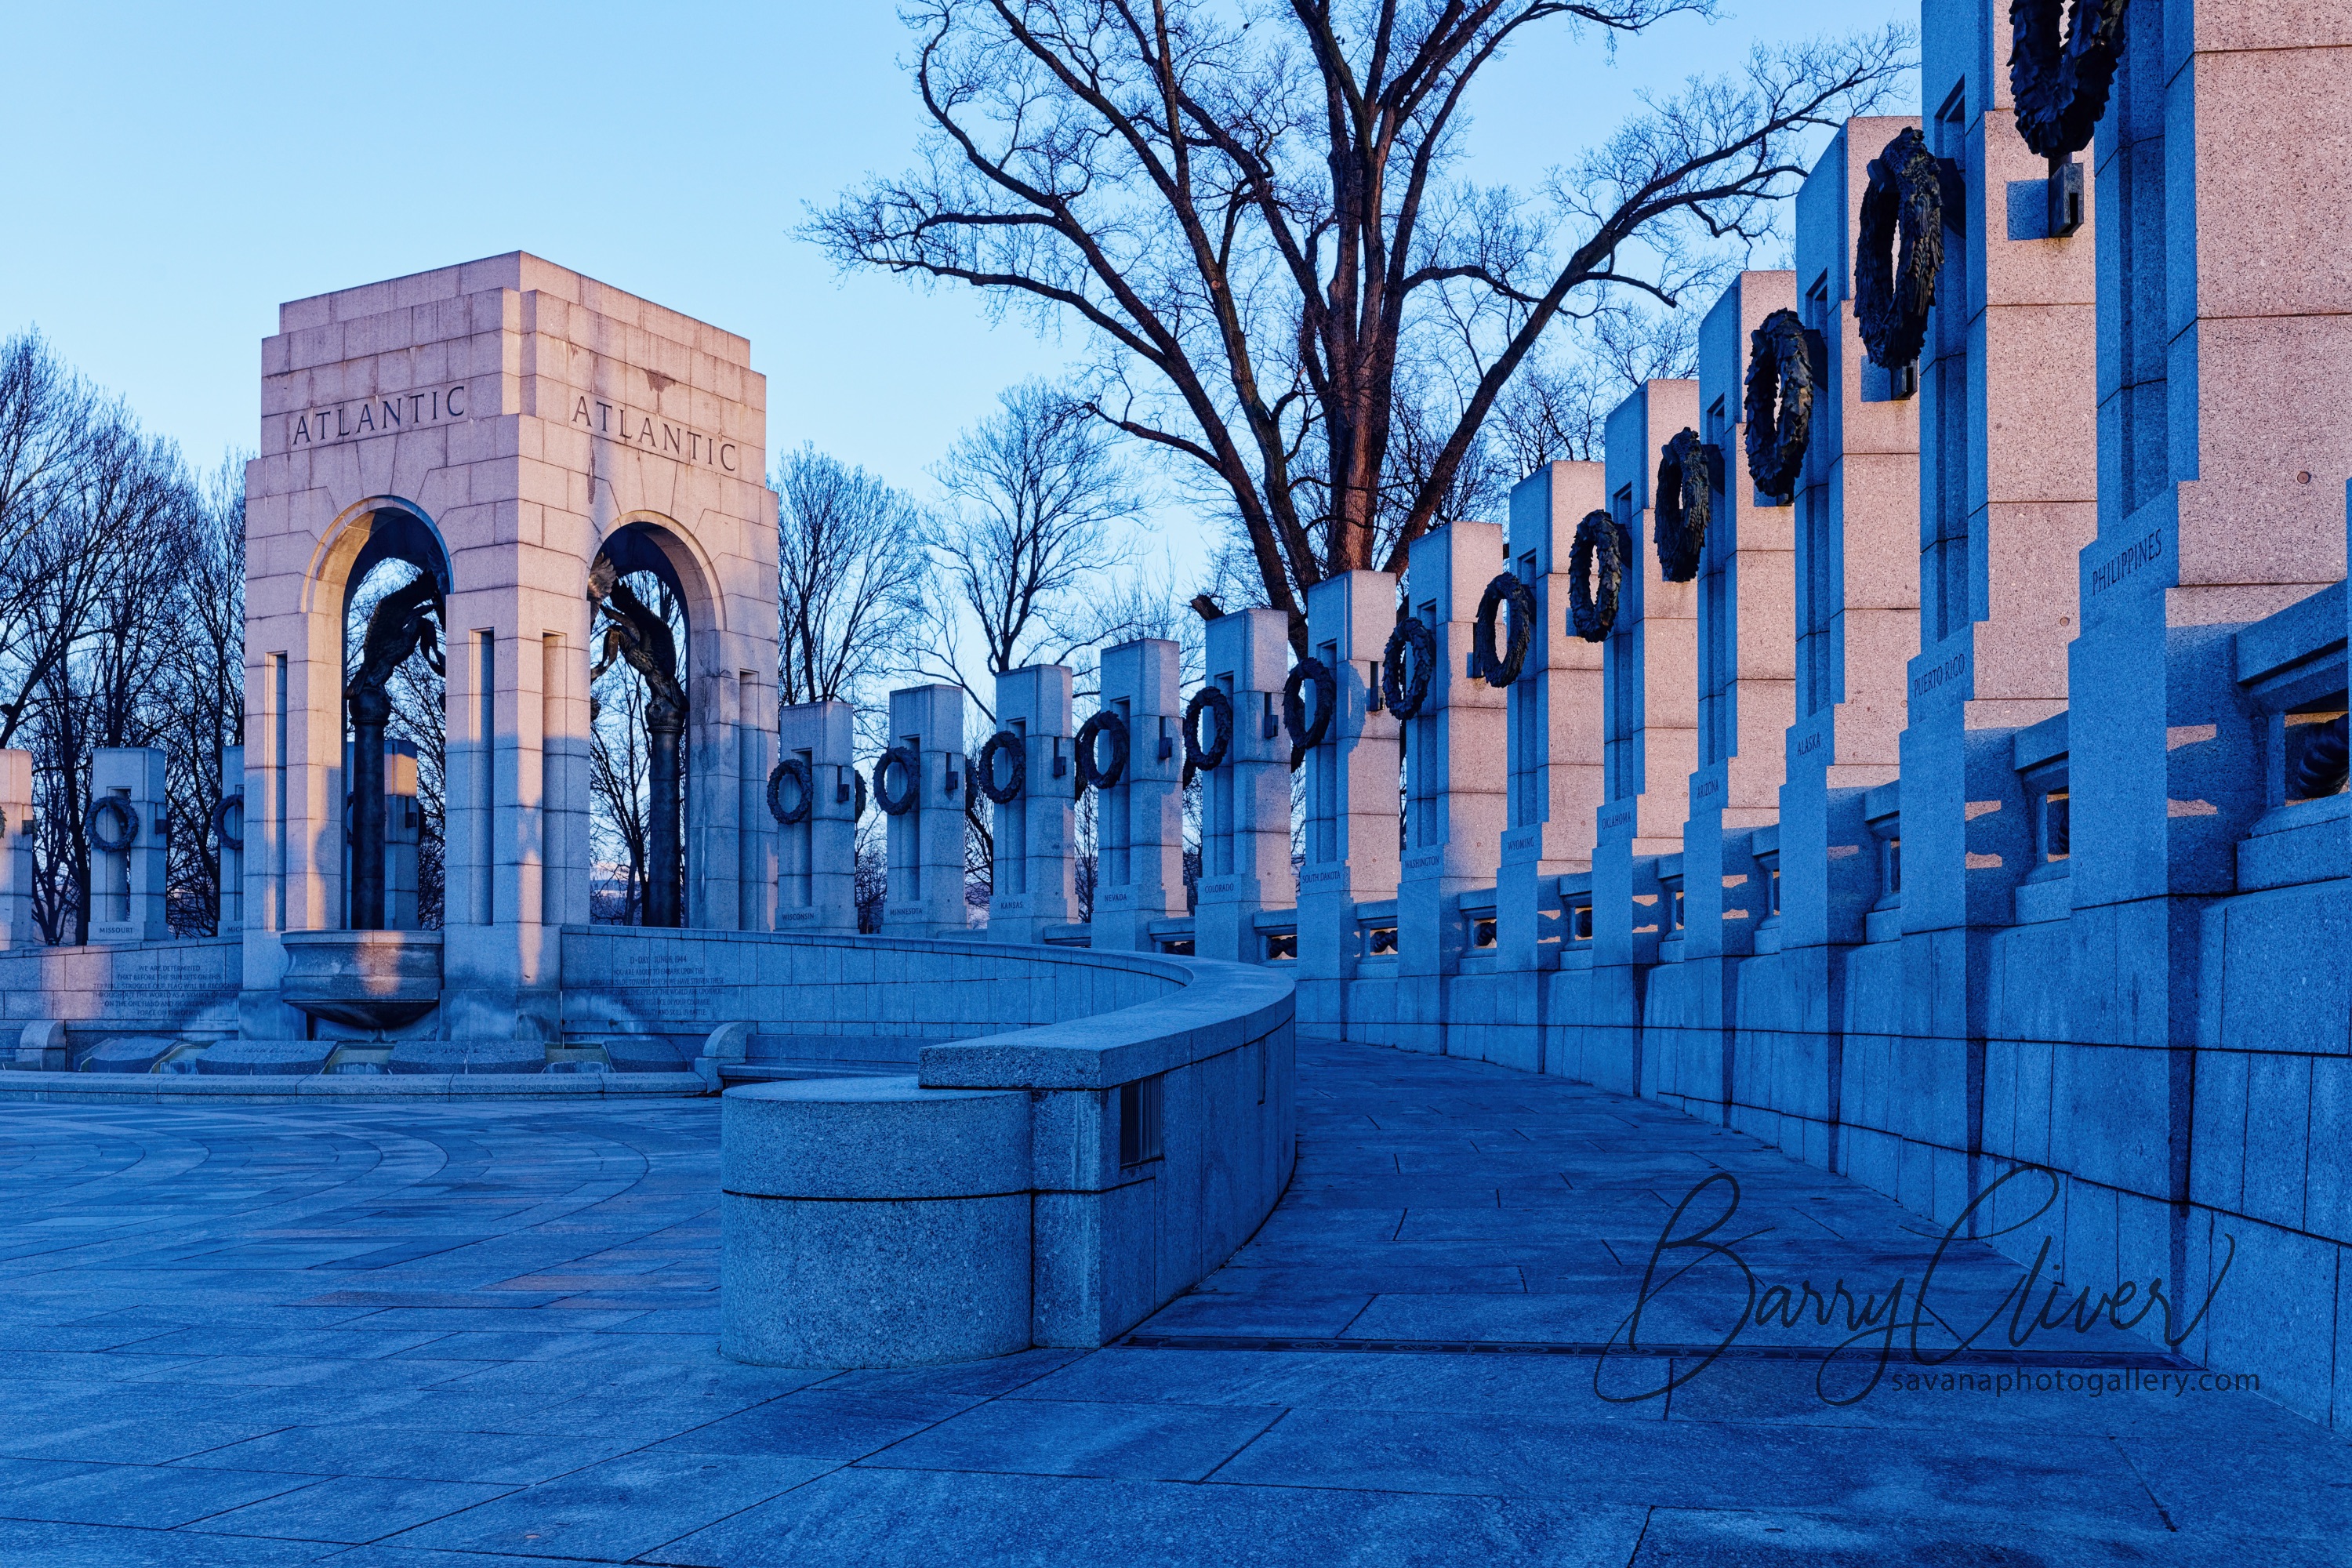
[721, 1077, 1033, 1368]
[348, 694, 391, 930]
[645, 706, 686, 927]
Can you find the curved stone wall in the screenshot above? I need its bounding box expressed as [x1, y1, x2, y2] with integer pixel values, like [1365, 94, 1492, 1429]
[691, 932, 1295, 1368]
[557, 925, 1202, 1068]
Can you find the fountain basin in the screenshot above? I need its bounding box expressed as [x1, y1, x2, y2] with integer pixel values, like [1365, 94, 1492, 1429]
[279, 930, 443, 1033]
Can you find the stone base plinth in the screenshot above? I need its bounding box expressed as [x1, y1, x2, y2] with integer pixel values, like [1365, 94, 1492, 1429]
[720, 1076, 1033, 1368]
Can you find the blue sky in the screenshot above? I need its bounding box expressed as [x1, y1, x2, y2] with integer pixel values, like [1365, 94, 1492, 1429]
[2, 1, 1913, 539]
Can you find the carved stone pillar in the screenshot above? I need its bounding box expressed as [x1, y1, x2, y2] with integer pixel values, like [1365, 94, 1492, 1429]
[1194, 609, 1294, 964]
[1091, 639, 1185, 952]
[1298, 572, 1402, 1040]
[86, 747, 169, 946]
[775, 699, 858, 935]
[1396, 519, 1507, 1054]
[880, 683, 971, 937]
[986, 664, 1077, 942]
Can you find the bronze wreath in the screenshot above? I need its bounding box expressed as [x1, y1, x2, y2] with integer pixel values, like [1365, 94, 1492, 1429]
[873, 746, 920, 816]
[1472, 574, 1537, 688]
[1654, 428, 1719, 583]
[1567, 509, 1629, 643]
[1744, 308, 1817, 502]
[1381, 616, 1437, 720]
[2292, 717, 2350, 800]
[2009, 0, 2130, 162]
[1856, 127, 1946, 372]
[1183, 686, 1233, 771]
[978, 730, 1025, 804]
[1283, 656, 1338, 769]
[767, 758, 813, 824]
[1076, 710, 1128, 793]
[85, 796, 139, 854]
[212, 793, 245, 851]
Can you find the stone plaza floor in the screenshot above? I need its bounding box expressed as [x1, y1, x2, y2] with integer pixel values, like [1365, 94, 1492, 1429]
[2, 1042, 2347, 1566]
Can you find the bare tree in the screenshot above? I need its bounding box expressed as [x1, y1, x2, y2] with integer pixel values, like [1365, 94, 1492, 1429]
[0, 332, 102, 586]
[384, 649, 445, 928]
[587, 572, 685, 924]
[911, 379, 1150, 716]
[0, 340, 197, 944]
[347, 560, 446, 930]
[904, 380, 1156, 901]
[154, 456, 250, 933]
[0, 338, 250, 942]
[590, 664, 653, 924]
[0, 341, 165, 754]
[1488, 301, 1704, 474]
[815, 3, 1907, 648]
[775, 445, 929, 709]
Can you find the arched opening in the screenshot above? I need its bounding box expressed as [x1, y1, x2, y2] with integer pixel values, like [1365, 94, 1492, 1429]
[588, 522, 694, 926]
[339, 508, 451, 931]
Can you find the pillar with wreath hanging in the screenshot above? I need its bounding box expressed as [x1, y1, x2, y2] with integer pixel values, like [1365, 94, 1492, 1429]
[1494, 462, 1608, 1000]
[0, 749, 33, 949]
[1191, 608, 1293, 964]
[1775, 116, 1920, 959]
[1295, 572, 1402, 1038]
[1088, 638, 1185, 952]
[773, 699, 860, 935]
[877, 683, 972, 937]
[982, 663, 1077, 942]
[85, 748, 171, 946]
[1391, 520, 1508, 1054]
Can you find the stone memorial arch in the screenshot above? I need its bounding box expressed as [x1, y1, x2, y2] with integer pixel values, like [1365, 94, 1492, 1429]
[241, 254, 778, 1057]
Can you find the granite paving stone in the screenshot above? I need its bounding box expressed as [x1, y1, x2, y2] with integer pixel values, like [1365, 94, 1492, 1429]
[187, 1475, 517, 1544]
[858, 1398, 1284, 1482]
[0, 1519, 327, 1567]
[651, 1468, 1651, 1568]
[0, 1042, 2341, 1565]
[383, 1450, 832, 1560]
[0, 1456, 325, 1529]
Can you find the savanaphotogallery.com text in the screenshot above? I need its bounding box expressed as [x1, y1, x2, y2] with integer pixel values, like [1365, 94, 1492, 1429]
[1884, 1370, 2259, 1399]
